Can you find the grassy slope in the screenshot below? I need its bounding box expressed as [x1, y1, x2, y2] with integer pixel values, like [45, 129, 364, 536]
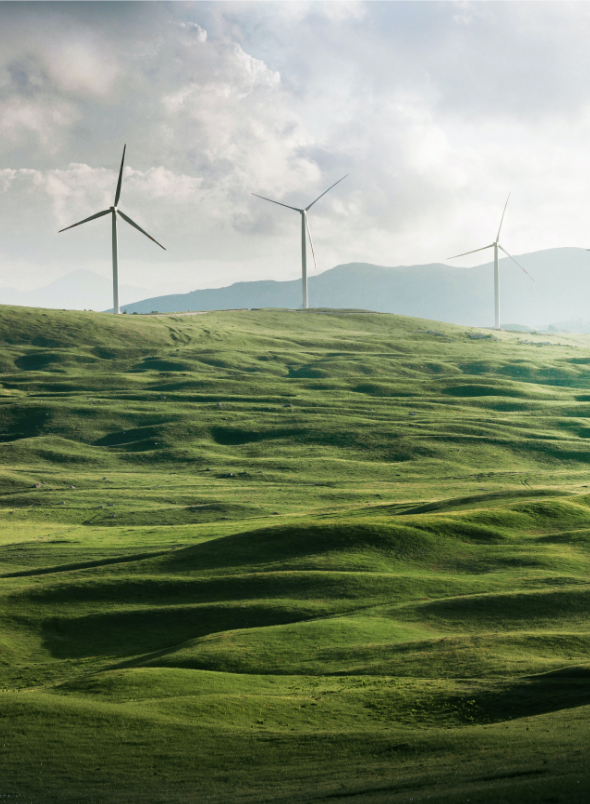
[2, 306, 590, 802]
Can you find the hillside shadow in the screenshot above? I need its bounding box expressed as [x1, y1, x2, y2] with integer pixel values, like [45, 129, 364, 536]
[15, 353, 62, 371]
[442, 384, 527, 398]
[41, 601, 315, 660]
[2, 549, 168, 579]
[0, 404, 51, 441]
[418, 586, 590, 627]
[93, 426, 162, 449]
[26, 570, 402, 607]
[156, 521, 437, 574]
[131, 357, 193, 373]
[398, 488, 569, 516]
[352, 383, 415, 397]
[287, 365, 329, 379]
[210, 426, 307, 445]
[475, 666, 590, 722]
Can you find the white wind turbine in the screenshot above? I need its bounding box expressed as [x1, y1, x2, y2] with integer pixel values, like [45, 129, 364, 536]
[59, 145, 165, 314]
[448, 193, 533, 330]
[252, 175, 348, 309]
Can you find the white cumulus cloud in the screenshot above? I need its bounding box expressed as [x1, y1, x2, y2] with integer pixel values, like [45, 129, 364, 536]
[2, 1, 590, 297]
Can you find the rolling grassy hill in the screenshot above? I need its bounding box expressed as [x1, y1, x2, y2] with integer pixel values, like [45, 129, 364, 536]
[2, 305, 590, 803]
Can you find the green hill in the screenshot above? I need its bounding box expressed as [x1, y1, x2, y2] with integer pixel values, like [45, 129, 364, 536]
[2, 306, 590, 803]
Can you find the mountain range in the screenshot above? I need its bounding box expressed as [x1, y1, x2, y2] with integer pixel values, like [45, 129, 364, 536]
[0, 269, 148, 312]
[3, 247, 590, 331]
[117, 247, 590, 330]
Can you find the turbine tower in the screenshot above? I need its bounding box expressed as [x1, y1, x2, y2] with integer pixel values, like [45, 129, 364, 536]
[252, 175, 347, 309]
[448, 194, 533, 330]
[59, 146, 165, 314]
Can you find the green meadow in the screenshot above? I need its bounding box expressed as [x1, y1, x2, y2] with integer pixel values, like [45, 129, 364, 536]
[2, 305, 590, 802]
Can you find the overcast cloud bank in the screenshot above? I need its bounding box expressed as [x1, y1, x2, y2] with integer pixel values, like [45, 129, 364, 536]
[1, 2, 590, 296]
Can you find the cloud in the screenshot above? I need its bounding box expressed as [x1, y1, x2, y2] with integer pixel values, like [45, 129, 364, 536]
[212, 0, 366, 34]
[450, 1, 495, 28]
[179, 21, 208, 42]
[2, 2, 590, 297]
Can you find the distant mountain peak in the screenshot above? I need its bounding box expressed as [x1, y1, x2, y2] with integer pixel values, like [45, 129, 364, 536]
[116, 247, 590, 329]
[0, 269, 148, 311]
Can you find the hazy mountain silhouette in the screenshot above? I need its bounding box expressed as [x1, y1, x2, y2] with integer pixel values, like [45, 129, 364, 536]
[117, 247, 590, 329]
[0, 269, 148, 312]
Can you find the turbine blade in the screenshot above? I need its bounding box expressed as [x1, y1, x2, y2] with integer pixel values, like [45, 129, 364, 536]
[496, 192, 511, 241]
[305, 215, 317, 273]
[305, 174, 348, 211]
[250, 193, 301, 212]
[498, 244, 534, 282]
[58, 208, 111, 233]
[117, 209, 166, 250]
[114, 144, 126, 207]
[447, 244, 495, 260]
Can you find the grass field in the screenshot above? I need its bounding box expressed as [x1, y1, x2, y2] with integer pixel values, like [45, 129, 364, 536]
[2, 305, 590, 802]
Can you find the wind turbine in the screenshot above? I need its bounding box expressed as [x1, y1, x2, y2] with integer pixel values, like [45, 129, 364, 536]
[448, 193, 533, 330]
[58, 145, 165, 314]
[252, 175, 347, 309]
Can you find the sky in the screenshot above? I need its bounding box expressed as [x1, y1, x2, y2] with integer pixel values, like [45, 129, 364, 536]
[2, 1, 590, 295]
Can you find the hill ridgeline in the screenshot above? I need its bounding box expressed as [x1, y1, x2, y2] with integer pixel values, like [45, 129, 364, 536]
[116, 247, 590, 329]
